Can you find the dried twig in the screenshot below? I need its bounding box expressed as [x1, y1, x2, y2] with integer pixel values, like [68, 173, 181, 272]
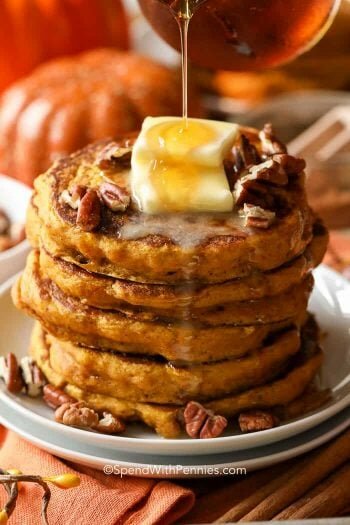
[0, 469, 18, 522]
[0, 471, 79, 524]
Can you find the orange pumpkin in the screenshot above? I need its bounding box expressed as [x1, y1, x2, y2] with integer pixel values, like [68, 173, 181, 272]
[0, 0, 129, 92]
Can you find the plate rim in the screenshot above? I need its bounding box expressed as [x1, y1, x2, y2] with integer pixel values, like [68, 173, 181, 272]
[0, 401, 349, 477]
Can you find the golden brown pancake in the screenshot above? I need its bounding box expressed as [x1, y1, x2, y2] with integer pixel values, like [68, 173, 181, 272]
[13, 250, 309, 363]
[37, 221, 327, 311]
[29, 245, 315, 326]
[39, 324, 301, 404]
[29, 128, 314, 284]
[30, 322, 323, 438]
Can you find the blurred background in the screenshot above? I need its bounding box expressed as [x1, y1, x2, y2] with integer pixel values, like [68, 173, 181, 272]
[0, 0, 349, 269]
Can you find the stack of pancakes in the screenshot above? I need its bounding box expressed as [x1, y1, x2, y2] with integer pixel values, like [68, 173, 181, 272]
[13, 125, 328, 438]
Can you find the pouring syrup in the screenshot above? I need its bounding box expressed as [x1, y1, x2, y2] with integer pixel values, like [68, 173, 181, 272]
[158, 0, 207, 122]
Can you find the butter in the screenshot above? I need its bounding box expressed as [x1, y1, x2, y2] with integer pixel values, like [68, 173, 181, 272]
[131, 117, 238, 213]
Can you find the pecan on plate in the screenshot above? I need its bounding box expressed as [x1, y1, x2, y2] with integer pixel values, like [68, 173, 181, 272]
[0, 353, 24, 393]
[200, 415, 228, 439]
[99, 182, 130, 212]
[241, 203, 276, 229]
[238, 410, 279, 433]
[184, 401, 208, 438]
[60, 185, 87, 210]
[76, 189, 101, 231]
[20, 357, 46, 397]
[0, 210, 10, 235]
[95, 143, 132, 170]
[55, 401, 99, 429]
[96, 412, 125, 434]
[183, 401, 228, 439]
[43, 384, 76, 409]
[259, 123, 287, 156]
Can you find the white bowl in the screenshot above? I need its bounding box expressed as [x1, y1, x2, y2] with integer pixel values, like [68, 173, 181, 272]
[0, 174, 31, 283]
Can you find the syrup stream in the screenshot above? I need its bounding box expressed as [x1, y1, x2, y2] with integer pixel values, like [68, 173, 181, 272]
[140, 0, 217, 359]
[177, 15, 190, 124]
[159, 0, 207, 123]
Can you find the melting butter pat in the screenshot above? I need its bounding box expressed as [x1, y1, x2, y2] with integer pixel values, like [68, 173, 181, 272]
[131, 117, 238, 213]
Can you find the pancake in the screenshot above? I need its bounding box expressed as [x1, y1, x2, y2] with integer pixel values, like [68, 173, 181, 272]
[31, 322, 323, 438]
[37, 221, 328, 311]
[29, 127, 314, 284]
[32, 245, 314, 325]
[13, 250, 308, 363]
[37, 324, 301, 404]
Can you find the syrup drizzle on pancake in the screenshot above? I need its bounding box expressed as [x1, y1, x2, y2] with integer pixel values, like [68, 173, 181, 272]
[118, 211, 246, 248]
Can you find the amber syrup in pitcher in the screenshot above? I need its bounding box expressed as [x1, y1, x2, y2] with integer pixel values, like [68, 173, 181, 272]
[139, 0, 341, 70]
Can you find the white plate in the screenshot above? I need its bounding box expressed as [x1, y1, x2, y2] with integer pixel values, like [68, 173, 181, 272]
[0, 397, 348, 477]
[0, 174, 31, 283]
[0, 265, 349, 457]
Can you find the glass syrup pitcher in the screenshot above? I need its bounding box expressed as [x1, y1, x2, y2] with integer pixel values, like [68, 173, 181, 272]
[138, 0, 341, 71]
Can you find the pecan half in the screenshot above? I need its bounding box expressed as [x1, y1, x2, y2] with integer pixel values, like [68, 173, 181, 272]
[96, 143, 132, 170]
[246, 216, 272, 229]
[259, 123, 287, 156]
[233, 178, 275, 209]
[43, 384, 76, 409]
[183, 401, 227, 439]
[200, 415, 228, 439]
[248, 159, 288, 186]
[60, 185, 87, 210]
[240, 134, 261, 167]
[0, 210, 10, 235]
[76, 189, 101, 231]
[241, 203, 276, 229]
[238, 410, 279, 433]
[224, 158, 239, 190]
[20, 357, 46, 397]
[273, 153, 306, 176]
[96, 412, 125, 434]
[99, 182, 130, 212]
[0, 353, 25, 393]
[184, 401, 208, 438]
[55, 401, 99, 429]
[72, 184, 87, 202]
